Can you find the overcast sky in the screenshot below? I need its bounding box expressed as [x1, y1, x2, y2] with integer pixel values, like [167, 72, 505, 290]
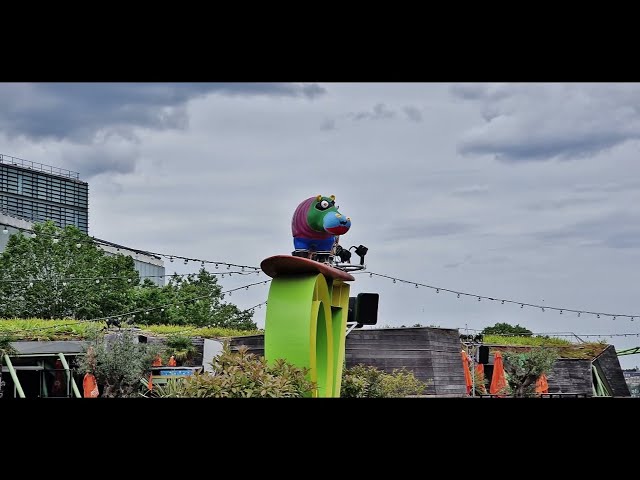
[2, 82, 640, 369]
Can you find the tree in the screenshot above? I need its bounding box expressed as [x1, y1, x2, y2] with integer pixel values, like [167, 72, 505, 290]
[74, 330, 163, 397]
[482, 322, 533, 337]
[501, 348, 559, 397]
[0, 221, 140, 319]
[130, 269, 257, 330]
[0, 221, 257, 330]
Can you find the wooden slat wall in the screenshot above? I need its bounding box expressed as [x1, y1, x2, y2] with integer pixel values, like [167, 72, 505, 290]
[345, 327, 466, 396]
[546, 359, 593, 396]
[229, 327, 467, 396]
[593, 345, 631, 397]
[229, 335, 265, 357]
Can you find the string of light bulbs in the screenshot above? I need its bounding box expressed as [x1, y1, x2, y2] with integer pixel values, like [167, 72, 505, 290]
[1, 221, 262, 272]
[0, 300, 270, 339]
[88, 279, 272, 323]
[365, 271, 639, 321]
[144, 302, 268, 337]
[456, 326, 638, 336]
[456, 327, 640, 338]
[0, 270, 262, 284]
[0, 279, 271, 337]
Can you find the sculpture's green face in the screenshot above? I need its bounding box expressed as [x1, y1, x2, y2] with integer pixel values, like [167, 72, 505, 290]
[307, 195, 351, 235]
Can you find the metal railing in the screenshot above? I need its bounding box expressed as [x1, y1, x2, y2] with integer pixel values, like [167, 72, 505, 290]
[0, 153, 80, 180]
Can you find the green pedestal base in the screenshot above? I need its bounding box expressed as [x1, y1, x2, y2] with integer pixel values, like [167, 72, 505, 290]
[264, 273, 351, 397]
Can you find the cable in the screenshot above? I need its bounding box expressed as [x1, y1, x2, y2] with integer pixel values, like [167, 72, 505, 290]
[138, 302, 268, 337]
[87, 279, 272, 323]
[365, 271, 639, 321]
[1, 221, 262, 271]
[0, 279, 271, 338]
[0, 270, 263, 284]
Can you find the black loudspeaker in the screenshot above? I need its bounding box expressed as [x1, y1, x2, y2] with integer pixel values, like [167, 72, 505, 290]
[477, 345, 489, 364]
[348, 293, 379, 326]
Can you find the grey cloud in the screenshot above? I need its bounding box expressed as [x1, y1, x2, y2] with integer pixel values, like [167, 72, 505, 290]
[450, 83, 512, 101]
[524, 195, 607, 211]
[533, 211, 640, 249]
[451, 185, 489, 196]
[322, 102, 424, 132]
[0, 83, 326, 143]
[403, 106, 423, 123]
[572, 181, 640, 194]
[349, 103, 396, 121]
[320, 118, 336, 131]
[385, 221, 473, 240]
[60, 141, 140, 177]
[444, 262, 461, 268]
[452, 83, 640, 162]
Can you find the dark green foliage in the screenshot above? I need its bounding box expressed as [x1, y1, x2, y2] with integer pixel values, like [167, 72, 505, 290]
[502, 348, 559, 397]
[341, 364, 427, 397]
[130, 269, 257, 330]
[149, 345, 315, 398]
[74, 330, 163, 398]
[0, 221, 139, 319]
[482, 322, 533, 337]
[0, 221, 257, 330]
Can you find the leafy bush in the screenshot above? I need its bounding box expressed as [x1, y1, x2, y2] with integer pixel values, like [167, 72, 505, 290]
[149, 345, 315, 398]
[341, 364, 427, 398]
[75, 330, 164, 398]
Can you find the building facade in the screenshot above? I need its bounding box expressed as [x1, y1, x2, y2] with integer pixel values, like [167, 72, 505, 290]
[1, 153, 88, 233]
[0, 153, 164, 285]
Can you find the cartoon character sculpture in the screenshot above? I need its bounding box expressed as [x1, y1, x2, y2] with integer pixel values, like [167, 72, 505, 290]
[261, 194, 370, 397]
[291, 194, 351, 262]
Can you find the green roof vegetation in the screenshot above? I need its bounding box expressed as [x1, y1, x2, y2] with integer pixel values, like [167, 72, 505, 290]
[484, 335, 572, 347]
[486, 334, 609, 360]
[0, 318, 260, 341]
[0, 318, 100, 341]
[141, 324, 262, 339]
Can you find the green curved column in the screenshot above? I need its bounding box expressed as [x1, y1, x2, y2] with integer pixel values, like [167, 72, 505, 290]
[264, 273, 351, 398]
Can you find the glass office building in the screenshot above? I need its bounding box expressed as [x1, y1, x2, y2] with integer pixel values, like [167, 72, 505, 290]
[0, 153, 89, 233]
[0, 153, 165, 285]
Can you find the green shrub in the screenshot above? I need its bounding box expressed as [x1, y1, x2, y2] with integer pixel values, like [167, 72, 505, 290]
[341, 364, 427, 398]
[380, 367, 428, 397]
[164, 334, 198, 366]
[341, 364, 385, 398]
[75, 330, 164, 398]
[149, 345, 315, 398]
